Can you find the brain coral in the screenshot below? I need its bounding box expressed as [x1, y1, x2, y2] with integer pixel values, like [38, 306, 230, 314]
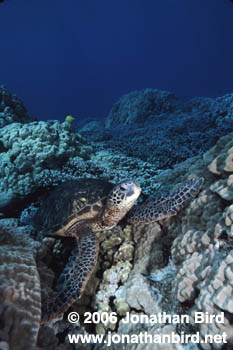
[0, 220, 45, 350]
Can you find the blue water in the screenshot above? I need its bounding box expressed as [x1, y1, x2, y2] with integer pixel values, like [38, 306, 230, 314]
[0, 0, 233, 122]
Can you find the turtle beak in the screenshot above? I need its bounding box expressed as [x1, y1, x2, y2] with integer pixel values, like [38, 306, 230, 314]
[127, 181, 141, 201]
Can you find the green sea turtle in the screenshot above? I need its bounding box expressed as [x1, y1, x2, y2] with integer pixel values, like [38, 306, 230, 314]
[33, 177, 204, 323]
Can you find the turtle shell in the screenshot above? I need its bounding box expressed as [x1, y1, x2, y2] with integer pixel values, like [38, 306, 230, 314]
[33, 178, 114, 235]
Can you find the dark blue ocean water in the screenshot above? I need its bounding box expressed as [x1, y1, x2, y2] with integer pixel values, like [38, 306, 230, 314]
[0, 0, 233, 122]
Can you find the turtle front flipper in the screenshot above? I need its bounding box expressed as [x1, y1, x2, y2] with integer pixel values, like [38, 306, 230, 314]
[41, 228, 99, 323]
[127, 177, 204, 224]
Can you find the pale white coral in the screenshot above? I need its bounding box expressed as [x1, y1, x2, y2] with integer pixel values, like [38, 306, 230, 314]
[207, 137, 233, 175]
[170, 132, 233, 349]
[189, 251, 233, 349]
[223, 204, 233, 238]
[210, 175, 233, 200]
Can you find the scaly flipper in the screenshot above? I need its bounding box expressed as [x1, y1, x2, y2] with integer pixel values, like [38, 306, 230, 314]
[41, 228, 99, 323]
[127, 177, 204, 224]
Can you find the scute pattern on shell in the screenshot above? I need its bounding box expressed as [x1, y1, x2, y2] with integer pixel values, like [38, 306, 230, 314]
[33, 178, 114, 233]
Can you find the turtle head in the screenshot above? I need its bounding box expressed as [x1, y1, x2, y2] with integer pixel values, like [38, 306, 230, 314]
[108, 181, 141, 209]
[101, 181, 141, 229]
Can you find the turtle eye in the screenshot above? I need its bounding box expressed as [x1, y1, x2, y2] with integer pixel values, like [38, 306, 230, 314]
[119, 184, 127, 192]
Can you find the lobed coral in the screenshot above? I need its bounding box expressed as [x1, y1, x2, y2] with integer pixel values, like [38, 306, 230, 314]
[0, 121, 92, 196]
[0, 220, 45, 350]
[170, 133, 233, 349]
[91, 133, 233, 350]
[1, 87, 233, 349]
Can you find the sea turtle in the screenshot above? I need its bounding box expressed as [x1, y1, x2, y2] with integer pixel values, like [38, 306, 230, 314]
[33, 177, 204, 323]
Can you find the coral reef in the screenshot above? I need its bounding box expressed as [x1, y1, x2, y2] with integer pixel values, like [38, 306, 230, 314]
[105, 89, 177, 127]
[81, 90, 233, 168]
[0, 85, 34, 127]
[90, 150, 162, 196]
[89, 133, 233, 350]
[169, 133, 233, 349]
[0, 120, 92, 197]
[1, 87, 233, 349]
[105, 89, 233, 128]
[0, 219, 44, 350]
